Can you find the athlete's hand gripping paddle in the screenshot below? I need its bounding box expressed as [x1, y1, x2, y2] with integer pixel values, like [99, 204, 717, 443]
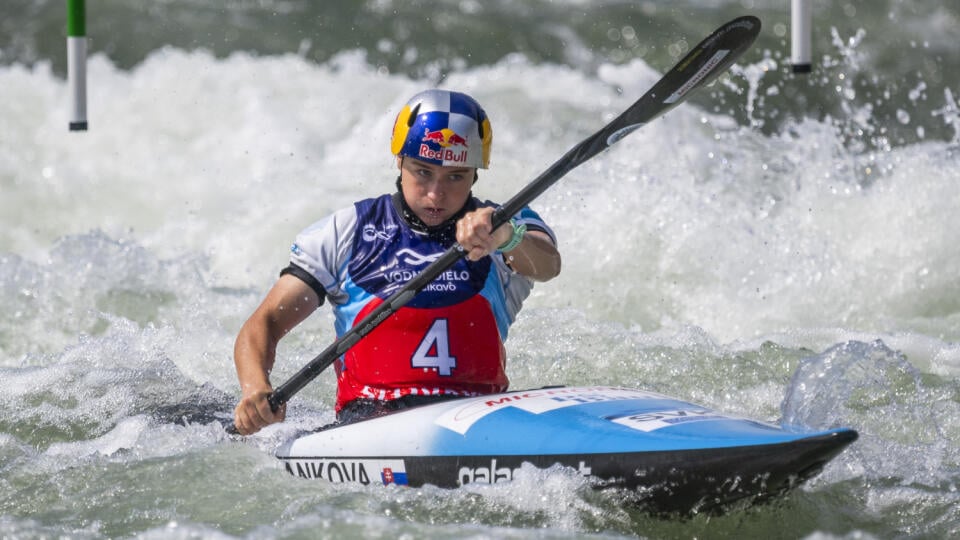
[226, 15, 761, 435]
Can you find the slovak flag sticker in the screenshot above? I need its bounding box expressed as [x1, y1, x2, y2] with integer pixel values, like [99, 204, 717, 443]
[381, 466, 409, 485]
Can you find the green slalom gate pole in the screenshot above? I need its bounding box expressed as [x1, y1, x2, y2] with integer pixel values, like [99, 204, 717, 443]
[67, 0, 88, 131]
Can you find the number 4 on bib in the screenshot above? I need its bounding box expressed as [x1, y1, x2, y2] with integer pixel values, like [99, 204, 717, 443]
[411, 319, 457, 376]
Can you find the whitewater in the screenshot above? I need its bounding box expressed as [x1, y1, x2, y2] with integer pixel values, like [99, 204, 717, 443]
[2, 2, 959, 538]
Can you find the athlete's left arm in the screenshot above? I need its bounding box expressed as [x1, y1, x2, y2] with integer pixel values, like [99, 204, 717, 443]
[457, 207, 561, 282]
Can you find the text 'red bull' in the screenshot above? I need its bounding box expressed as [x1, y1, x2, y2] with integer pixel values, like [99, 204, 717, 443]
[420, 128, 469, 164]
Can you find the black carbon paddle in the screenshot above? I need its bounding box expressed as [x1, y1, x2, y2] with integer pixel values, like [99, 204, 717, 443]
[228, 15, 761, 434]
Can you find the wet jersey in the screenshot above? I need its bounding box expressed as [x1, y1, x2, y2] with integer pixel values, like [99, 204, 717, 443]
[287, 192, 555, 412]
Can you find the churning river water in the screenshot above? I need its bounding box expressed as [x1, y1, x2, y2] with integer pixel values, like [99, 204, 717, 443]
[2, 1, 959, 538]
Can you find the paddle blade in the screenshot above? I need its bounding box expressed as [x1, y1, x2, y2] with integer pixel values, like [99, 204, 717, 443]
[494, 15, 761, 224]
[604, 16, 761, 147]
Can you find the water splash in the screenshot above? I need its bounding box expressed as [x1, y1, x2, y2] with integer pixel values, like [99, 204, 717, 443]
[727, 53, 779, 130]
[932, 87, 960, 145]
[782, 340, 960, 489]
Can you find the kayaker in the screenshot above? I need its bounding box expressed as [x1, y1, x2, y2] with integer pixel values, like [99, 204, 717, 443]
[232, 89, 561, 435]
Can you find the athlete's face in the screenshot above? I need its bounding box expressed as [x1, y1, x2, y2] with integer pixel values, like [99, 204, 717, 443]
[398, 157, 475, 227]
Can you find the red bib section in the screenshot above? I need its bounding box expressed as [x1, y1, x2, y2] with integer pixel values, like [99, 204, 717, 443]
[335, 295, 508, 411]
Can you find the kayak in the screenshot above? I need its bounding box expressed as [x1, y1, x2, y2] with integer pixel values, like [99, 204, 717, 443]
[276, 386, 857, 515]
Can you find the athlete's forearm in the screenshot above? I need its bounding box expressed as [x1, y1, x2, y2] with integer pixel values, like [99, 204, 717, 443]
[234, 316, 279, 396]
[233, 275, 321, 393]
[502, 231, 561, 281]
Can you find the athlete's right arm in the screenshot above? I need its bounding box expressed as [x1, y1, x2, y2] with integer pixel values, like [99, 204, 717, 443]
[233, 274, 321, 435]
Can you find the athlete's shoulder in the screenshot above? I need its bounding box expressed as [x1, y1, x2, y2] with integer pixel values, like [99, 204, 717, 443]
[290, 203, 362, 263]
[475, 198, 556, 244]
[294, 193, 394, 238]
[354, 193, 394, 214]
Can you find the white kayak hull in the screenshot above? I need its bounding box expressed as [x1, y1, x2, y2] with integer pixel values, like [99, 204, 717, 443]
[276, 386, 857, 514]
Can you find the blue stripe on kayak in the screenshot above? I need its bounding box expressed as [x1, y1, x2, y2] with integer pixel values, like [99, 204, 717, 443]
[427, 399, 845, 455]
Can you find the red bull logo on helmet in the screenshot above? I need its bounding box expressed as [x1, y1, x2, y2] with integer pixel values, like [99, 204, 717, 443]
[420, 128, 469, 165]
[422, 128, 469, 148]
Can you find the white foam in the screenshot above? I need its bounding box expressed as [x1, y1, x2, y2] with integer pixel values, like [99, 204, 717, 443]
[1, 37, 959, 540]
[45, 416, 150, 458]
[4, 50, 959, 345]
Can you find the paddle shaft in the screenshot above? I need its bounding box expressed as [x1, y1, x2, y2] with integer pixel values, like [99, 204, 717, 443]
[232, 15, 761, 431]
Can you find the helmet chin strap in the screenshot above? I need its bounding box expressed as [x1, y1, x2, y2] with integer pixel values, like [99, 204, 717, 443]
[393, 174, 475, 239]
